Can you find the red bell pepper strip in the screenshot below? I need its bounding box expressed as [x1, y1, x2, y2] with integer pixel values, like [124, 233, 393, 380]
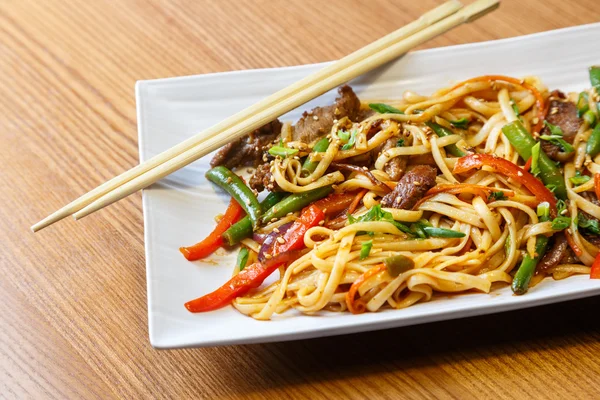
[591, 252, 600, 279]
[313, 193, 355, 216]
[185, 204, 325, 312]
[272, 204, 325, 254]
[453, 154, 557, 217]
[595, 174, 600, 201]
[185, 252, 296, 312]
[179, 198, 245, 261]
[523, 156, 532, 172]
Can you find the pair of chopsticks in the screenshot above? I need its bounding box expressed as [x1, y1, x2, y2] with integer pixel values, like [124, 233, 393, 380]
[31, 0, 499, 232]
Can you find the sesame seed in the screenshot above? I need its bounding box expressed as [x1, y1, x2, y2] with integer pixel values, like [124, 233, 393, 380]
[318, 220, 325, 226]
[276, 237, 286, 244]
[362, 166, 368, 171]
[550, 107, 558, 115]
[313, 115, 319, 121]
[273, 228, 280, 233]
[517, 171, 523, 177]
[532, 117, 539, 124]
[271, 218, 277, 222]
[226, 177, 233, 184]
[332, 184, 338, 189]
[264, 253, 273, 259]
[287, 212, 293, 216]
[413, 181, 421, 186]
[333, 119, 338, 124]
[560, 209, 568, 215]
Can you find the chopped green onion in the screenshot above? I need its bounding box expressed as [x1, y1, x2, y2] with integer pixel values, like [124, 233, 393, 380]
[422, 227, 465, 238]
[510, 98, 520, 116]
[396, 139, 405, 147]
[384, 255, 414, 277]
[540, 122, 574, 153]
[268, 146, 299, 158]
[551, 216, 571, 231]
[337, 130, 350, 142]
[236, 247, 250, 271]
[579, 213, 600, 235]
[360, 240, 373, 260]
[341, 130, 358, 151]
[302, 137, 330, 175]
[569, 171, 591, 186]
[530, 142, 541, 176]
[544, 120, 564, 136]
[368, 103, 404, 114]
[450, 117, 470, 129]
[537, 202, 550, 219]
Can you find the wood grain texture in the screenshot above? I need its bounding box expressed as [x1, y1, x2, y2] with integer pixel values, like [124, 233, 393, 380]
[1, 0, 600, 398]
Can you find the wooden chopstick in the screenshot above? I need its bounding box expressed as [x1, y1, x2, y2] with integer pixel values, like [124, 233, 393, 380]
[31, 1, 462, 232]
[32, 0, 499, 231]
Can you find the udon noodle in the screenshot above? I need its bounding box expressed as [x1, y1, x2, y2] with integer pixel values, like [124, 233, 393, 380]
[182, 71, 600, 319]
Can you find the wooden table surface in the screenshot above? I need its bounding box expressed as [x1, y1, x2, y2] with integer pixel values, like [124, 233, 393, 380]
[2, 0, 600, 398]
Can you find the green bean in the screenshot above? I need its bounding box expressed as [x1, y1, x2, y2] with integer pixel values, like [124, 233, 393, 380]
[501, 120, 567, 200]
[205, 166, 262, 228]
[423, 227, 466, 238]
[425, 122, 466, 157]
[236, 247, 250, 271]
[587, 124, 600, 158]
[222, 192, 285, 246]
[590, 66, 600, 94]
[576, 92, 589, 117]
[369, 103, 404, 114]
[261, 186, 333, 224]
[511, 203, 550, 295]
[268, 146, 298, 158]
[302, 137, 330, 175]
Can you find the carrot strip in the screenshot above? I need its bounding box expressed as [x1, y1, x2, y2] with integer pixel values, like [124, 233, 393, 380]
[449, 75, 547, 134]
[346, 264, 387, 314]
[595, 174, 600, 200]
[591, 252, 600, 279]
[523, 156, 532, 172]
[348, 189, 368, 214]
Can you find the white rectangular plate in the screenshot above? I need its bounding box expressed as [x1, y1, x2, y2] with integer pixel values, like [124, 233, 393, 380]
[137, 23, 600, 348]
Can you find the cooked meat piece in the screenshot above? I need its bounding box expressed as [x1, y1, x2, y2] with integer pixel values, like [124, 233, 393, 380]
[374, 137, 407, 181]
[248, 163, 280, 193]
[538, 233, 568, 272]
[380, 165, 437, 210]
[584, 234, 600, 247]
[292, 85, 360, 144]
[582, 191, 600, 207]
[560, 246, 580, 265]
[210, 120, 282, 169]
[539, 91, 582, 162]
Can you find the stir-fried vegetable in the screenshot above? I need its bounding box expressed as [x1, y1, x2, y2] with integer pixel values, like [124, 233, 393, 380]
[384, 255, 414, 277]
[360, 240, 373, 260]
[260, 186, 332, 224]
[369, 103, 404, 114]
[302, 137, 330, 175]
[569, 171, 591, 186]
[591, 252, 600, 280]
[540, 121, 574, 153]
[345, 264, 387, 314]
[590, 66, 600, 94]
[423, 227, 465, 238]
[425, 122, 466, 157]
[268, 146, 298, 158]
[206, 166, 262, 228]
[587, 124, 600, 158]
[313, 193, 356, 215]
[511, 202, 551, 295]
[222, 192, 286, 246]
[236, 247, 250, 271]
[186, 205, 325, 312]
[179, 198, 245, 261]
[450, 117, 470, 129]
[454, 154, 558, 216]
[576, 92, 589, 117]
[501, 120, 567, 200]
